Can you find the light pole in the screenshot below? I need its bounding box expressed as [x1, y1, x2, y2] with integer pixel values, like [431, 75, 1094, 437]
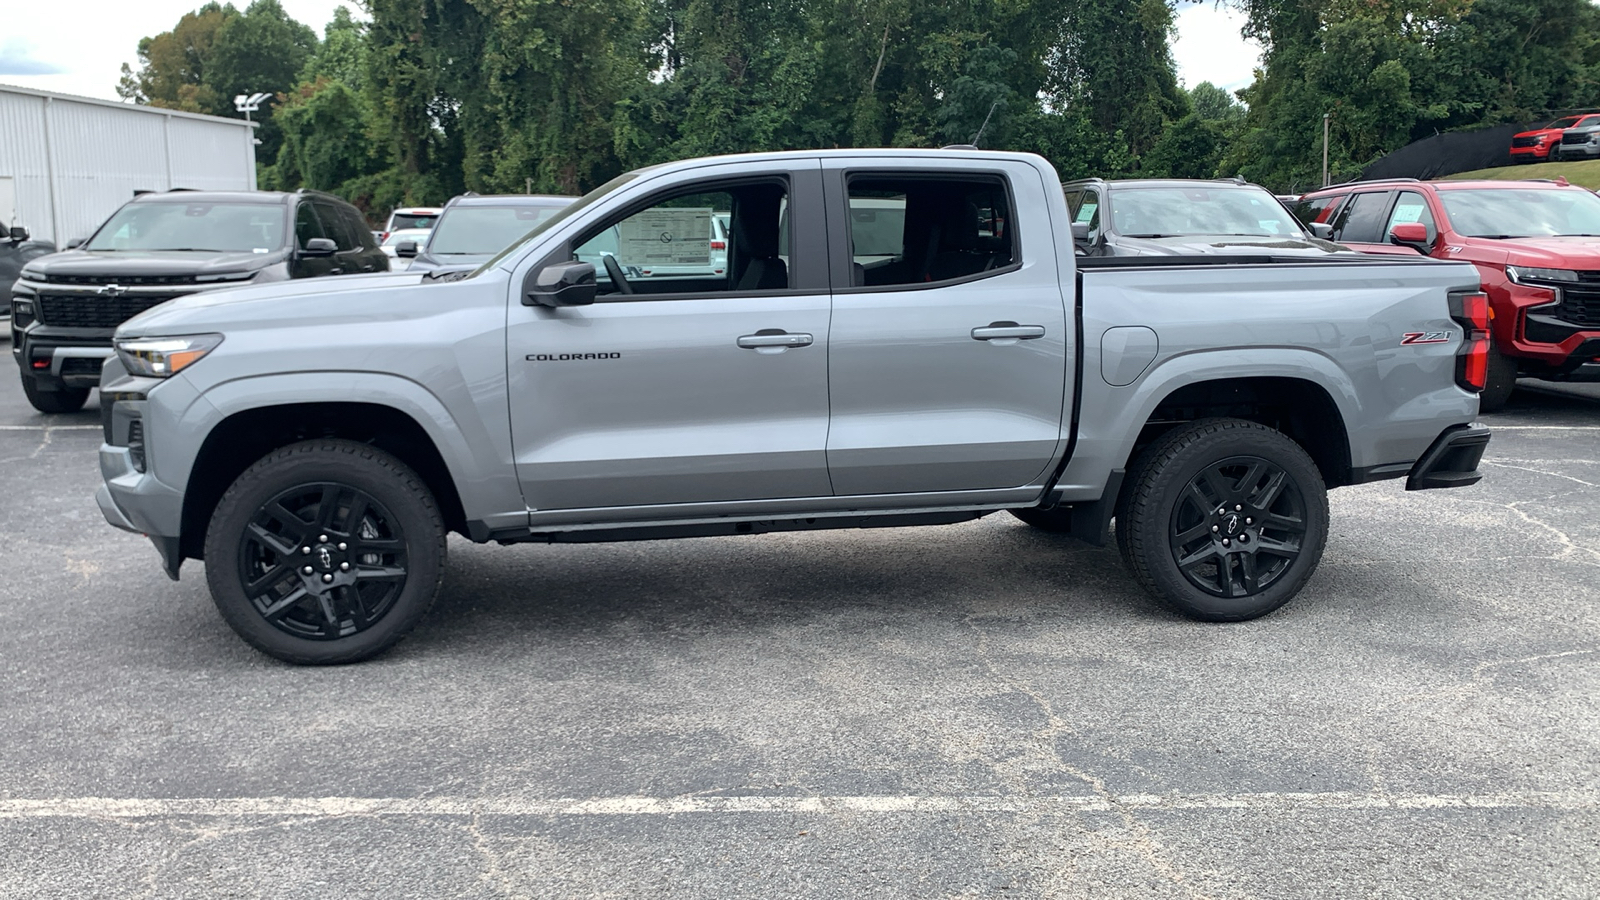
[1322, 113, 1331, 187]
[234, 92, 269, 145]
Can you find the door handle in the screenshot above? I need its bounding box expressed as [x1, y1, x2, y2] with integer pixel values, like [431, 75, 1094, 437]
[972, 322, 1045, 341]
[737, 330, 813, 352]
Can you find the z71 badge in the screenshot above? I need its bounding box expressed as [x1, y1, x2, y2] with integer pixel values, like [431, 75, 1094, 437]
[1401, 332, 1450, 345]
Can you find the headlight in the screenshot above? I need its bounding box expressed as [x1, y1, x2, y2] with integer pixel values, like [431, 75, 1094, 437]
[1506, 266, 1578, 284]
[114, 334, 223, 377]
[1536, 135, 1548, 143]
[10, 298, 34, 329]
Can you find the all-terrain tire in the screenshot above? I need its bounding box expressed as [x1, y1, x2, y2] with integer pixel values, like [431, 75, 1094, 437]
[1115, 418, 1329, 622]
[21, 376, 90, 414]
[203, 439, 446, 665]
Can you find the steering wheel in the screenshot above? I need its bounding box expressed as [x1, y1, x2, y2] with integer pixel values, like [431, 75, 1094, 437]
[602, 254, 634, 295]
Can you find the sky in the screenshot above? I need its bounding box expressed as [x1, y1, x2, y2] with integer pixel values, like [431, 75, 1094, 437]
[0, 1, 1261, 106]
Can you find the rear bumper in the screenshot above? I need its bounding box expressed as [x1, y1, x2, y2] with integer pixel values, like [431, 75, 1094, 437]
[1406, 423, 1490, 491]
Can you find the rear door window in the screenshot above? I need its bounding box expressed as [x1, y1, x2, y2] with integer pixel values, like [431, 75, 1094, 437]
[844, 174, 1016, 287]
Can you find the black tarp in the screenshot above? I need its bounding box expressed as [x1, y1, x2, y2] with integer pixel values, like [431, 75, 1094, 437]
[1358, 123, 1533, 181]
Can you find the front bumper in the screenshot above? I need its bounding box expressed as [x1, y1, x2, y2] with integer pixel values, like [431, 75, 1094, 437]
[13, 326, 117, 389]
[97, 370, 186, 579]
[1406, 423, 1491, 491]
[97, 446, 185, 580]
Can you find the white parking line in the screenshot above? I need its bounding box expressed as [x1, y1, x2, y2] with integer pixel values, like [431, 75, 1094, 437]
[1489, 425, 1600, 431]
[0, 425, 99, 431]
[0, 790, 1594, 819]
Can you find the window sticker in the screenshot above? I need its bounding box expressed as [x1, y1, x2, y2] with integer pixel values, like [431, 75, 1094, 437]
[616, 208, 713, 267]
[1391, 204, 1427, 224]
[1075, 202, 1098, 224]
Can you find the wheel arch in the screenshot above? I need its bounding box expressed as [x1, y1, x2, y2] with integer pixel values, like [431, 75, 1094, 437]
[180, 401, 469, 562]
[1128, 376, 1354, 489]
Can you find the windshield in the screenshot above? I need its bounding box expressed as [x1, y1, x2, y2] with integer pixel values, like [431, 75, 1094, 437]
[427, 204, 568, 256]
[473, 172, 641, 276]
[1439, 188, 1600, 237]
[1111, 187, 1304, 238]
[86, 202, 286, 252]
[1548, 116, 1583, 129]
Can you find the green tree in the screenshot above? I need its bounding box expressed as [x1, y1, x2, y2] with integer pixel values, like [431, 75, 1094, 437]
[1190, 81, 1245, 124]
[117, 3, 236, 114]
[118, 0, 317, 168]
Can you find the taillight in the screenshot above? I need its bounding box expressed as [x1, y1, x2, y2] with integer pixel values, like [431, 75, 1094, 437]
[1448, 291, 1491, 392]
[710, 241, 726, 250]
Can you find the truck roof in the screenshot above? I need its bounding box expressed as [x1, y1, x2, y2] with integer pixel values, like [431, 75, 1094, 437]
[632, 147, 1051, 178]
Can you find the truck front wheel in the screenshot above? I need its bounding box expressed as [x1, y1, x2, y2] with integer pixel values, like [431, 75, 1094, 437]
[21, 376, 90, 414]
[1478, 345, 1516, 413]
[1116, 418, 1329, 622]
[203, 440, 447, 665]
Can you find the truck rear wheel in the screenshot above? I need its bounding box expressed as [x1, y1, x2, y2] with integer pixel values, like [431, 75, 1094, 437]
[203, 440, 446, 665]
[21, 376, 90, 414]
[1116, 418, 1328, 622]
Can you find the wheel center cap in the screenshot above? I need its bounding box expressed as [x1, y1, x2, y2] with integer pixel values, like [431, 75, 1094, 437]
[1222, 513, 1242, 535]
[315, 546, 336, 571]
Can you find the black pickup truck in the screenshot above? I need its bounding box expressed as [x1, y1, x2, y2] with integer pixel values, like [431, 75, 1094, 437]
[10, 188, 385, 413]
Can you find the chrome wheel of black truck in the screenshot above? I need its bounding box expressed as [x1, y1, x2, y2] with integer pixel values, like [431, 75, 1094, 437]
[204, 440, 446, 665]
[1117, 418, 1329, 622]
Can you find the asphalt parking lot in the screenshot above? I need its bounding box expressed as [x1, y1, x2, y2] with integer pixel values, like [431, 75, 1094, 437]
[0, 354, 1596, 898]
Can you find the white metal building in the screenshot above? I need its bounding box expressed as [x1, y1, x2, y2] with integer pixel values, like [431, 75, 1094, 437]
[0, 84, 258, 246]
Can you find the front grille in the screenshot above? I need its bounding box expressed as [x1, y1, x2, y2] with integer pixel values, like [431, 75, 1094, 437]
[1559, 285, 1600, 327]
[1527, 271, 1600, 328]
[1512, 136, 1539, 148]
[1563, 132, 1589, 145]
[35, 294, 178, 328]
[42, 273, 196, 286]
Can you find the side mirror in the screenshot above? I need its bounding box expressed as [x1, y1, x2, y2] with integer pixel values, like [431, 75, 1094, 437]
[1309, 222, 1333, 239]
[66, 237, 86, 249]
[1070, 223, 1090, 243]
[1389, 222, 1432, 254]
[395, 240, 419, 259]
[524, 260, 597, 307]
[300, 237, 338, 257]
[8, 226, 27, 242]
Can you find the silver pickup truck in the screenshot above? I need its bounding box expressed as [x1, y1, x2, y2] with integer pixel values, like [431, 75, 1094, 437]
[94, 149, 1492, 664]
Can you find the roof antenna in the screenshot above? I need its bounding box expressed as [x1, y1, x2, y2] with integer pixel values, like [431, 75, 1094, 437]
[970, 99, 1001, 148]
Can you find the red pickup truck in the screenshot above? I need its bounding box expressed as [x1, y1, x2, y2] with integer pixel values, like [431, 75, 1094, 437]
[1296, 177, 1600, 409]
[1511, 115, 1600, 163]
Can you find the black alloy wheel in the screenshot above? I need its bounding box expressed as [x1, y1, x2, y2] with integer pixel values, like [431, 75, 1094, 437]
[1168, 456, 1306, 598]
[1116, 418, 1329, 622]
[205, 440, 445, 665]
[238, 482, 409, 641]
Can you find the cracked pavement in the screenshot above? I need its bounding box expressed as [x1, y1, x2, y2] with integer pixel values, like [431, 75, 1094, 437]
[0, 361, 1596, 898]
